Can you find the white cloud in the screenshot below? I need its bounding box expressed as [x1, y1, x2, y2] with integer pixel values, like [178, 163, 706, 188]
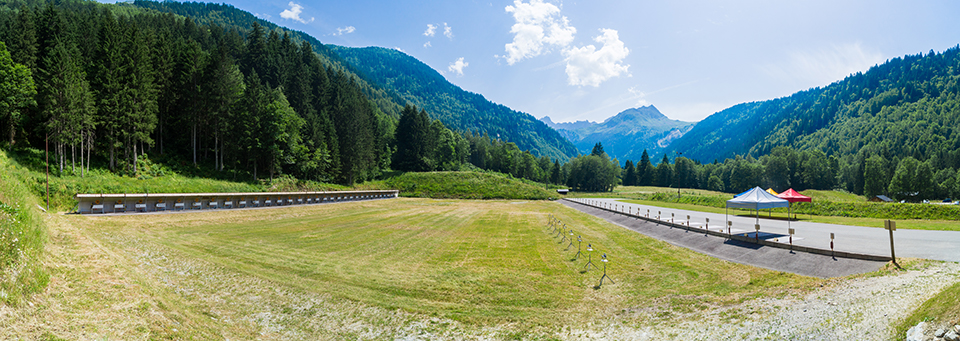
[502, 0, 576, 65]
[443, 23, 453, 39]
[332, 26, 355, 36]
[448, 57, 469, 76]
[628, 86, 649, 107]
[423, 41, 432, 48]
[424, 24, 437, 37]
[280, 2, 314, 24]
[760, 42, 884, 86]
[562, 29, 631, 87]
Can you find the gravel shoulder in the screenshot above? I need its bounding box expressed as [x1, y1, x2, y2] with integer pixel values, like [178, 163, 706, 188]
[563, 261, 960, 340]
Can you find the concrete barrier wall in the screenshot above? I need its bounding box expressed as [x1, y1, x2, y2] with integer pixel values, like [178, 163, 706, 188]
[75, 190, 400, 214]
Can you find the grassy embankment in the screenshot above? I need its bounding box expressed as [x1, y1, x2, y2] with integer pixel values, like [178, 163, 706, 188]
[896, 281, 960, 337]
[0, 150, 49, 305]
[567, 186, 960, 231]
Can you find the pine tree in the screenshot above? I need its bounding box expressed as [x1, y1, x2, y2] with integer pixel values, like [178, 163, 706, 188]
[120, 22, 158, 174]
[394, 104, 430, 172]
[591, 142, 605, 156]
[93, 10, 124, 170]
[0, 41, 37, 145]
[6, 5, 38, 72]
[41, 37, 93, 174]
[622, 160, 636, 186]
[637, 149, 653, 186]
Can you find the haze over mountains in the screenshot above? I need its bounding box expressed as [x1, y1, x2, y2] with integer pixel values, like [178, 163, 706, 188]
[540, 106, 693, 161]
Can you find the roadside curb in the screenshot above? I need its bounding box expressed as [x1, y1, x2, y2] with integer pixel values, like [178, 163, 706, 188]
[563, 198, 892, 263]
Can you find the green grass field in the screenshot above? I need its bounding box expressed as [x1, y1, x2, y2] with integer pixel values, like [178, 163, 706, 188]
[48, 198, 825, 338]
[3, 146, 957, 339]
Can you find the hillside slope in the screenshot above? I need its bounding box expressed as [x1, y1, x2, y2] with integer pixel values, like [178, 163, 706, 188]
[667, 45, 960, 171]
[328, 46, 580, 161]
[541, 105, 694, 162]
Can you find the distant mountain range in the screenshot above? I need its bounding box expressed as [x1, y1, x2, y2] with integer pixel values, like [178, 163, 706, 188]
[540, 106, 694, 161]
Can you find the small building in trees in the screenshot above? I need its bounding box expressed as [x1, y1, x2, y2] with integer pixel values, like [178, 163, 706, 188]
[868, 195, 894, 203]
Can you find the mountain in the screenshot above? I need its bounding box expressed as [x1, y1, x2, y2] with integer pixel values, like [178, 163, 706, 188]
[327, 46, 579, 162]
[127, 1, 577, 161]
[540, 106, 694, 162]
[666, 45, 960, 169]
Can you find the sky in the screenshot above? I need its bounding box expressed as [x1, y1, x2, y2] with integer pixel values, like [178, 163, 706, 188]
[106, 0, 960, 123]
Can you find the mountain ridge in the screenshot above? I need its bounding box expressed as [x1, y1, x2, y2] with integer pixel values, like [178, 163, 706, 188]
[540, 105, 694, 161]
[328, 46, 580, 161]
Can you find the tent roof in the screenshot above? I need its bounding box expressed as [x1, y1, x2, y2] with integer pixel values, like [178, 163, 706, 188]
[766, 188, 779, 195]
[726, 187, 790, 210]
[777, 188, 812, 203]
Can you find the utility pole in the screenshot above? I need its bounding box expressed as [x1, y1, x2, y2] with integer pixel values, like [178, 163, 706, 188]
[45, 133, 49, 212]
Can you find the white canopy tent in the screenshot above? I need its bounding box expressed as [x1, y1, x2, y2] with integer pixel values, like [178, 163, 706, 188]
[726, 186, 790, 226]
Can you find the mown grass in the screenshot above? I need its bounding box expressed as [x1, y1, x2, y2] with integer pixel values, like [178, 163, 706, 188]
[0, 150, 49, 305]
[896, 279, 960, 338]
[72, 198, 821, 329]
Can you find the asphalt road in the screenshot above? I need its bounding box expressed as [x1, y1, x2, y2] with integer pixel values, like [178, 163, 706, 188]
[560, 200, 887, 278]
[571, 198, 960, 262]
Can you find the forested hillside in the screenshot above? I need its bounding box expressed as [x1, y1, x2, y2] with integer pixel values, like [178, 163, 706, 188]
[328, 46, 579, 162]
[132, 1, 578, 162]
[0, 0, 585, 188]
[126, 0, 404, 119]
[665, 46, 960, 197]
[0, 0, 389, 184]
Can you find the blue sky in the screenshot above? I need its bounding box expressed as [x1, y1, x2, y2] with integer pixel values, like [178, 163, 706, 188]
[108, 0, 960, 123]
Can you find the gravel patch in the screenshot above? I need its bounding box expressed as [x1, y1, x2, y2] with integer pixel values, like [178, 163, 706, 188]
[559, 261, 960, 340]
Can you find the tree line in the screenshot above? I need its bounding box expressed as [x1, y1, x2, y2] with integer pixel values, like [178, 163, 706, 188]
[619, 146, 958, 202]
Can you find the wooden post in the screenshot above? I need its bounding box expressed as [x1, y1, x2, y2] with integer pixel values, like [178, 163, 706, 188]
[886, 220, 899, 267]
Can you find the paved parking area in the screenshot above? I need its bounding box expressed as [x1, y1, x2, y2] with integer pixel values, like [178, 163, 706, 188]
[561, 200, 892, 278]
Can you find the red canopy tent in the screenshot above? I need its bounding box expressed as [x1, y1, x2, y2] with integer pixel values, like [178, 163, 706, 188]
[777, 188, 811, 203]
[777, 188, 812, 227]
